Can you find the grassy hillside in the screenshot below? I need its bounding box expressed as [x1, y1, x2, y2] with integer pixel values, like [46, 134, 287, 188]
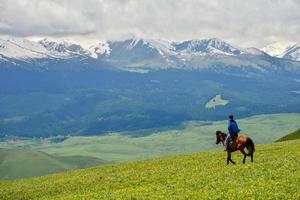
[0, 140, 299, 200]
[0, 148, 106, 180]
[1, 113, 299, 180]
[1, 113, 300, 164]
[276, 129, 300, 142]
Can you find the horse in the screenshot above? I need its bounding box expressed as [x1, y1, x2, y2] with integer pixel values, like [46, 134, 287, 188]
[215, 130, 255, 165]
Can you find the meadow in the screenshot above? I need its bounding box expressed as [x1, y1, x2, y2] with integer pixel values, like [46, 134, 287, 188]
[0, 148, 105, 179]
[2, 113, 299, 163]
[0, 139, 299, 199]
[1, 113, 300, 180]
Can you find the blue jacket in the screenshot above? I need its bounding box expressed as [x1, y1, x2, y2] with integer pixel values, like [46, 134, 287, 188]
[228, 120, 240, 136]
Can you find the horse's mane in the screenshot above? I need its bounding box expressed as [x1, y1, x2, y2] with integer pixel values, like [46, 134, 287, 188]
[216, 130, 227, 138]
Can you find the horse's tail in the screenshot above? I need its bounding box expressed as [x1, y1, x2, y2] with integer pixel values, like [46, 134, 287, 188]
[246, 137, 255, 155]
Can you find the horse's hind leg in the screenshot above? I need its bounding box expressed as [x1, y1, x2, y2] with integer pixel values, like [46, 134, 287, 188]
[243, 155, 246, 164]
[240, 149, 247, 164]
[251, 154, 253, 162]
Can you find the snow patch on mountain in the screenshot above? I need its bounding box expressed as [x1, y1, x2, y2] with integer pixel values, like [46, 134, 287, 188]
[0, 37, 49, 60]
[281, 43, 300, 61]
[125, 38, 175, 55]
[146, 39, 175, 55]
[0, 37, 90, 62]
[87, 42, 111, 58]
[173, 38, 243, 57]
[39, 39, 88, 58]
[261, 42, 294, 57]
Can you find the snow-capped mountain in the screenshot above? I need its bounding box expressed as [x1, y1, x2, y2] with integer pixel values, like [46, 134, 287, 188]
[261, 42, 290, 57]
[106, 38, 174, 57]
[0, 37, 49, 60]
[1, 36, 300, 72]
[87, 38, 274, 70]
[172, 38, 243, 56]
[0, 37, 89, 64]
[87, 37, 259, 61]
[87, 42, 111, 59]
[280, 43, 300, 61]
[87, 38, 175, 59]
[0, 36, 277, 63]
[91, 38, 178, 69]
[261, 42, 300, 61]
[38, 39, 88, 57]
[124, 38, 175, 54]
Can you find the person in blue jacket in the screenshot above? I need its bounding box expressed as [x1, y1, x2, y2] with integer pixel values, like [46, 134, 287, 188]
[225, 115, 240, 151]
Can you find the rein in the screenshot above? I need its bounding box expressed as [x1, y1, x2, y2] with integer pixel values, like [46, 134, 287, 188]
[221, 132, 227, 143]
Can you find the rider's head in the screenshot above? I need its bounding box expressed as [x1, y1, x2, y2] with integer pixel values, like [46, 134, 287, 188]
[229, 115, 234, 120]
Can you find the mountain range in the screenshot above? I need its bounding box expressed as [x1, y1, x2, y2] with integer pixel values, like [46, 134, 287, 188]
[1, 37, 299, 70]
[0, 36, 300, 137]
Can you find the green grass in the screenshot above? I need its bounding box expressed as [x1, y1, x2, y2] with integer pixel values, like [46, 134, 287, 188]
[276, 129, 300, 142]
[0, 148, 106, 180]
[1, 113, 299, 179]
[2, 113, 299, 162]
[0, 140, 299, 200]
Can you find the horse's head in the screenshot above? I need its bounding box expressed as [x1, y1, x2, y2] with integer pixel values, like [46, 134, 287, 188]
[215, 130, 225, 145]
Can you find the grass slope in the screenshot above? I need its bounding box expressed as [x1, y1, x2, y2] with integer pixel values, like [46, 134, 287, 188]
[0, 148, 106, 180]
[1, 113, 300, 164]
[276, 129, 300, 142]
[0, 140, 299, 200]
[1, 113, 299, 180]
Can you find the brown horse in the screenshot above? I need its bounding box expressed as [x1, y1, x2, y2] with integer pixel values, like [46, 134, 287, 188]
[215, 130, 255, 165]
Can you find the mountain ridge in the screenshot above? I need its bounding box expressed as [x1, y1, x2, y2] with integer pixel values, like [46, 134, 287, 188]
[1, 36, 299, 62]
[1, 36, 300, 73]
[261, 42, 300, 61]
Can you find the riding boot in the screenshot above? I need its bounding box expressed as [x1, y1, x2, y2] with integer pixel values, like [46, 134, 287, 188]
[224, 142, 229, 151]
[226, 143, 230, 151]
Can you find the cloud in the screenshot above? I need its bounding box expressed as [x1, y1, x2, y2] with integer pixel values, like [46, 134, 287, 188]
[0, 0, 299, 47]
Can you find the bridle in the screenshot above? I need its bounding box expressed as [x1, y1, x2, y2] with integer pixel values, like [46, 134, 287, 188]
[216, 131, 226, 145]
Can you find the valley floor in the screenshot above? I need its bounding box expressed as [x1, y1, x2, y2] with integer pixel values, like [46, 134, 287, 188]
[0, 140, 299, 200]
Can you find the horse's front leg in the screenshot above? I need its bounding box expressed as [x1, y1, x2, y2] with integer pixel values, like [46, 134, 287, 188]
[227, 151, 235, 165]
[227, 151, 230, 165]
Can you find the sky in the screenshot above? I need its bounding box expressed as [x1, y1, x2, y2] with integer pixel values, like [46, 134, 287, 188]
[0, 0, 299, 48]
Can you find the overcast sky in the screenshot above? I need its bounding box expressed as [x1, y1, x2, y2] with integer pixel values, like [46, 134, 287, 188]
[0, 0, 299, 48]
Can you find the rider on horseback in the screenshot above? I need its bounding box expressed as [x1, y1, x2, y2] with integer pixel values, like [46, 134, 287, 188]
[225, 115, 240, 151]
